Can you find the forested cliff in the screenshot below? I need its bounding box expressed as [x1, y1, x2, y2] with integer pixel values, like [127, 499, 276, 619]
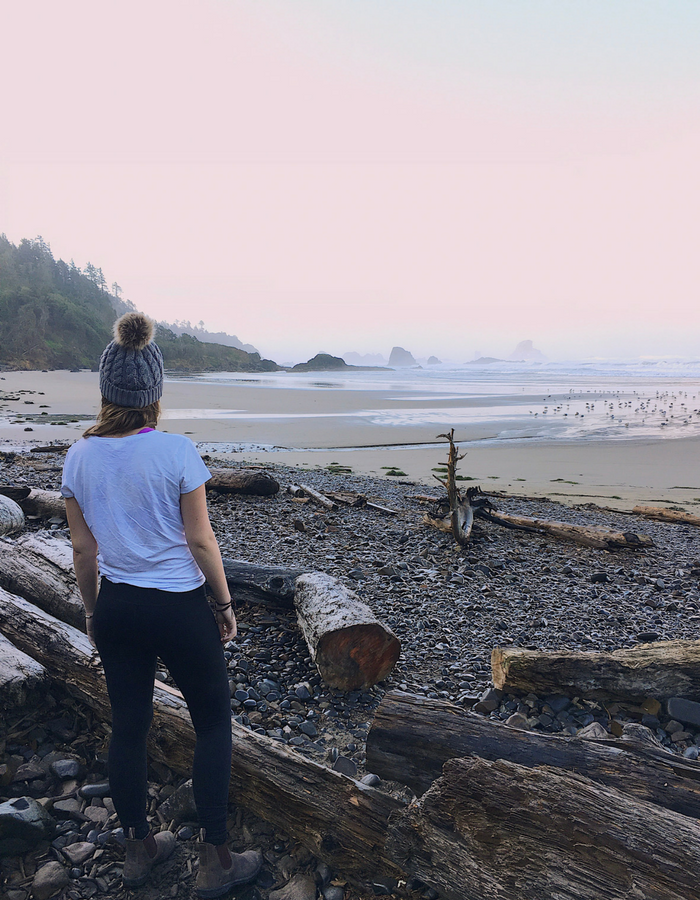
[0, 235, 277, 372]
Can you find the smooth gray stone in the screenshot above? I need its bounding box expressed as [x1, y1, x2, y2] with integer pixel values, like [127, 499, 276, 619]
[62, 840, 96, 865]
[332, 756, 357, 778]
[32, 861, 70, 900]
[360, 773, 381, 787]
[269, 873, 317, 900]
[50, 759, 81, 780]
[299, 721, 317, 738]
[0, 796, 55, 856]
[323, 888, 345, 900]
[78, 782, 111, 800]
[667, 697, 700, 729]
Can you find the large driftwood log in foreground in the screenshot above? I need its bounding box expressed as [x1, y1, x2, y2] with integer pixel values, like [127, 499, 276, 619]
[295, 574, 401, 690]
[386, 756, 700, 900]
[0, 590, 406, 889]
[0, 630, 48, 710]
[492, 640, 700, 702]
[633, 505, 700, 527]
[366, 692, 700, 816]
[206, 468, 279, 496]
[0, 534, 85, 629]
[478, 507, 654, 549]
[0, 496, 25, 535]
[222, 558, 301, 608]
[19, 488, 66, 520]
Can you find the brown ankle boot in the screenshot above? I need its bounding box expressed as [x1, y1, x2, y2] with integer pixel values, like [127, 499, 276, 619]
[196, 833, 262, 898]
[123, 828, 176, 888]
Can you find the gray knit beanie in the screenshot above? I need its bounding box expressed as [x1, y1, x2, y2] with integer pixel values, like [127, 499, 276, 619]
[99, 313, 164, 408]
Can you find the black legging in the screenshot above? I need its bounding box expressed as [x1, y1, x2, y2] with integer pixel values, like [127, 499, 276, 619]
[93, 579, 232, 845]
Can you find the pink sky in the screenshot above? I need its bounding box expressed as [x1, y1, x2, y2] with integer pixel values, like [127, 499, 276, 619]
[2, 1, 699, 362]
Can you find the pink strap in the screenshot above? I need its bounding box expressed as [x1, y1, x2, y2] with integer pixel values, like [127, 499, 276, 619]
[137, 427, 155, 434]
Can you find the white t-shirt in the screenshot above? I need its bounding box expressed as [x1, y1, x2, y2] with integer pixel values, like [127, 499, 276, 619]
[61, 431, 211, 591]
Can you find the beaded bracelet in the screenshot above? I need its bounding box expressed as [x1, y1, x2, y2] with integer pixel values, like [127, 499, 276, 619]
[214, 602, 232, 612]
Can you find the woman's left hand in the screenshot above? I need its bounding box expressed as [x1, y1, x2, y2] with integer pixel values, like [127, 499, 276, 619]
[215, 605, 237, 643]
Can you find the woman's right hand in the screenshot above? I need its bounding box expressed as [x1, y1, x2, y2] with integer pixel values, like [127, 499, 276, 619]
[215, 604, 237, 643]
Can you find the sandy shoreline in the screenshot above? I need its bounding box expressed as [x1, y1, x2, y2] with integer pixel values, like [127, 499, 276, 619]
[2, 369, 699, 509]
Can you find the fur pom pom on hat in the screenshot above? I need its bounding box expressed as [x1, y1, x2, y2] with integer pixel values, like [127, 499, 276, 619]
[99, 312, 164, 408]
[113, 311, 154, 351]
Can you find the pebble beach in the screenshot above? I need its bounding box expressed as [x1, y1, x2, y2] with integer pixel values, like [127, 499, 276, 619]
[3, 438, 700, 899]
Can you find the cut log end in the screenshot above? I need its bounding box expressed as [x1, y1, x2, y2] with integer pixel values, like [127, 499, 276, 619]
[317, 624, 401, 691]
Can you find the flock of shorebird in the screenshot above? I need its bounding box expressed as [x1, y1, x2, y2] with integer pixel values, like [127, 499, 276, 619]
[527, 389, 700, 433]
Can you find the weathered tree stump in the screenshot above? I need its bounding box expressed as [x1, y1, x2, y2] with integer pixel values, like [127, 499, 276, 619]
[492, 640, 700, 702]
[386, 756, 700, 900]
[294, 574, 401, 690]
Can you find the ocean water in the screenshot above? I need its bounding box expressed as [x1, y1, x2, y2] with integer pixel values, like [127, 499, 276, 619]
[167, 358, 700, 450]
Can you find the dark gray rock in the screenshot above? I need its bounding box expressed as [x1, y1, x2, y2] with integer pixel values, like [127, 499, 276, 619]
[78, 782, 111, 800]
[32, 860, 70, 900]
[50, 759, 81, 780]
[667, 697, 700, 729]
[505, 713, 529, 730]
[269, 873, 317, 900]
[474, 686, 503, 714]
[0, 796, 55, 856]
[332, 757, 358, 778]
[323, 888, 345, 900]
[62, 840, 96, 865]
[157, 779, 197, 824]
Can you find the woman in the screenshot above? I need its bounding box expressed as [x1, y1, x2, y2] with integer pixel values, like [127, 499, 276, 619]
[61, 312, 261, 897]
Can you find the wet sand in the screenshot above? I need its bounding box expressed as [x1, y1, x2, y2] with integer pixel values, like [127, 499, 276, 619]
[2, 369, 699, 510]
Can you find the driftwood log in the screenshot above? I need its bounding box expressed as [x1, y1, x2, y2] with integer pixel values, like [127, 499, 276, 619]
[386, 756, 700, 900]
[0, 537, 396, 693]
[478, 508, 654, 550]
[0, 589, 406, 889]
[299, 483, 336, 510]
[222, 558, 301, 608]
[633, 506, 700, 527]
[19, 488, 66, 520]
[0, 496, 25, 535]
[366, 691, 700, 817]
[294, 574, 401, 690]
[425, 430, 653, 550]
[0, 534, 85, 629]
[206, 469, 279, 496]
[492, 641, 700, 702]
[0, 485, 31, 503]
[0, 630, 48, 710]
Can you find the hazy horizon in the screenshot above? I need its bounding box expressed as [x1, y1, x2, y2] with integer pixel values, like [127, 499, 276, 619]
[3, 2, 699, 364]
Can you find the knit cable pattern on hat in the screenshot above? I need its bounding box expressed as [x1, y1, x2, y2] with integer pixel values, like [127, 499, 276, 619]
[99, 340, 164, 408]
